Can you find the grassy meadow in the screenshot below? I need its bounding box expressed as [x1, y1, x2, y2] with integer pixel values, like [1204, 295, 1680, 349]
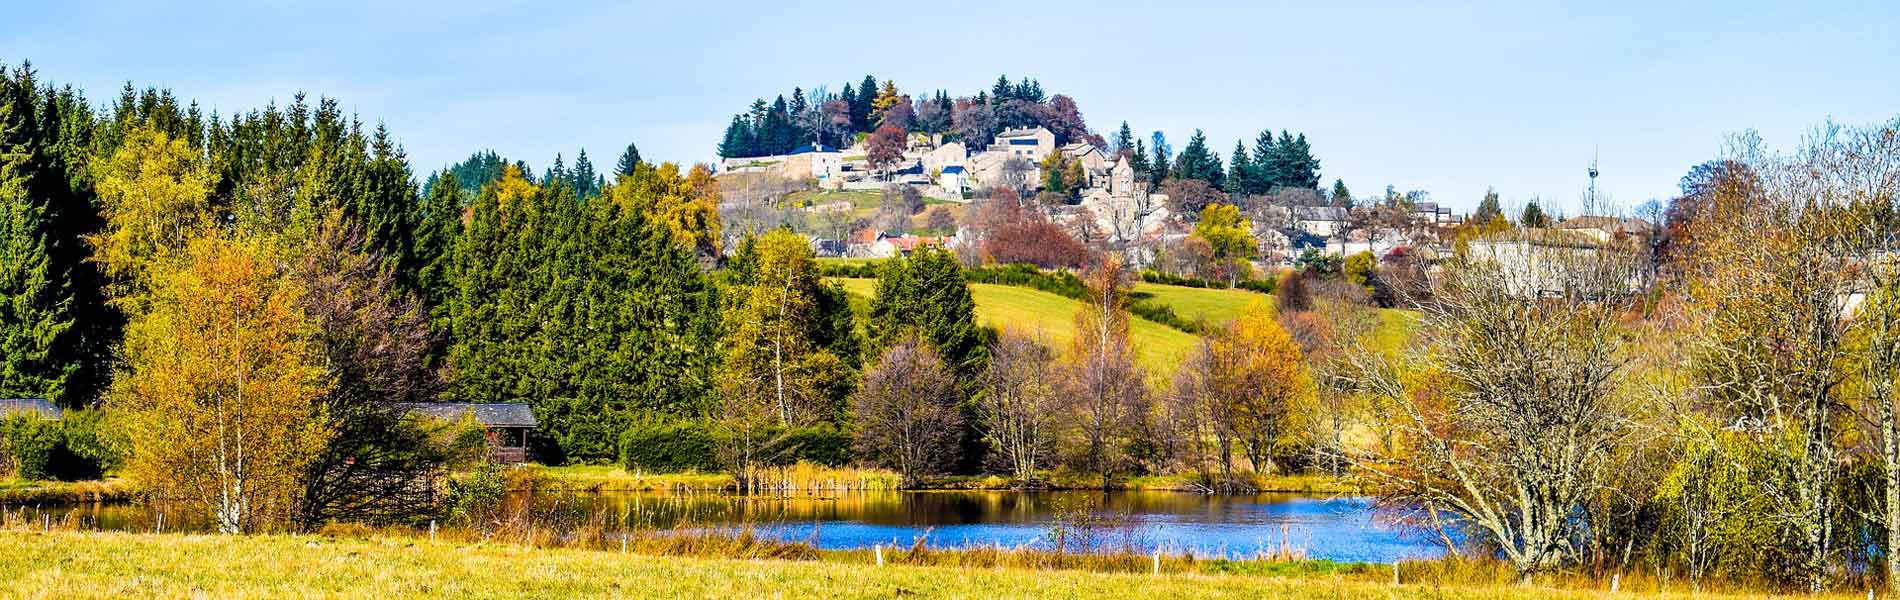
[0, 529, 1847, 599]
[832, 279, 1198, 375]
[1129, 282, 1270, 326]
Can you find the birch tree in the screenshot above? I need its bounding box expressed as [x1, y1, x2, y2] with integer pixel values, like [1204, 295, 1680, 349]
[112, 233, 331, 533]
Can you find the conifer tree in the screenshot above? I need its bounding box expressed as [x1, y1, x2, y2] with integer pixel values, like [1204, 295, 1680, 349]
[1114, 122, 1136, 157]
[570, 149, 599, 199]
[1520, 200, 1549, 228]
[1251, 131, 1277, 192]
[0, 119, 74, 401]
[1227, 141, 1253, 195]
[1331, 179, 1353, 209]
[1475, 187, 1504, 224]
[868, 247, 986, 384]
[614, 142, 642, 177]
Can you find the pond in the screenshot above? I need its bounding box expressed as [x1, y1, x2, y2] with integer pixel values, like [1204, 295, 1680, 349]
[11, 490, 1448, 563]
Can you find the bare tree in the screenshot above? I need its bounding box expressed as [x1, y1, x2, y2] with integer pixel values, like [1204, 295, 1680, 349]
[1062, 255, 1148, 488]
[1347, 242, 1643, 582]
[977, 329, 1059, 485]
[853, 334, 962, 488]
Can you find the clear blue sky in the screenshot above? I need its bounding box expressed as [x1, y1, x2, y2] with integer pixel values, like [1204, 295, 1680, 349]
[7, 1, 1897, 214]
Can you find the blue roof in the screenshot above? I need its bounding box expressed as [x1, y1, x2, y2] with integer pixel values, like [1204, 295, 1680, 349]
[789, 144, 836, 154]
[941, 166, 965, 174]
[1008, 139, 1038, 146]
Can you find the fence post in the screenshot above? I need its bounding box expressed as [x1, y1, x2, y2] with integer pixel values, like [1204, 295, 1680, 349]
[1610, 573, 1620, 594]
[875, 544, 883, 567]
[156, 512, 164, 534]
[1392, 561, 1400, 586]
[429, 520, 437, 542]
[1152, 549, 1160, 576]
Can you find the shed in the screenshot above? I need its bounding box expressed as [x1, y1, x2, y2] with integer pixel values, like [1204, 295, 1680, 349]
[392, 402, 537, 463]
[0, 398, 61, 421]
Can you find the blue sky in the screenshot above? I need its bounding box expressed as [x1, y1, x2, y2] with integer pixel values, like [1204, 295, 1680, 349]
[7, 1, 1897, 214]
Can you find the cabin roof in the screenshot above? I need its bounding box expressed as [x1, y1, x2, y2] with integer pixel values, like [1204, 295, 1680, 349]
[392, 402, 537, 428]
[0, 398, 61, 420]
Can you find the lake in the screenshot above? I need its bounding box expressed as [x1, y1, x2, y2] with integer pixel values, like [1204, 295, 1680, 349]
[14, 490, 1446, 563]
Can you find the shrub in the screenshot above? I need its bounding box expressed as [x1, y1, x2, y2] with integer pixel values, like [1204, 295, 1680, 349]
[0, 413, 113, 481]
[0, 415, 63, 480]
[442, 463, 508, 526]
[761, 425, 853, 467]
[619, 421, 722, 473]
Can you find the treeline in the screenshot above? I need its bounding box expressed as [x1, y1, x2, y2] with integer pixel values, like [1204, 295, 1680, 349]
[717, 74, 1096, 158]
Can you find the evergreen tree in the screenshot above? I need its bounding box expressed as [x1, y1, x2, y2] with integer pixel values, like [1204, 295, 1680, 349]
[990, 75, 1012, 103]
[853, 75, 878, 132]
[1474, 187, 1504, 224]
[1331, 179, 1353, 209]
[1520, 200, 1549, 228]
[1227, 140, 1253, 195]
[1171, 129, 1223, 186]
[614, 142, 642, 178]
[1250, 131, 1277, 192]
[1130, 140, 1151, 181]
[868, 246, 987, 384]
[570, 149, 599, 199]
[0, 100, 74, 401]
[1113, 122, 1135, 157]
[1149, 131, 1171, 190]
[718, 115, 753, 158]
[413, 170, 462, 322]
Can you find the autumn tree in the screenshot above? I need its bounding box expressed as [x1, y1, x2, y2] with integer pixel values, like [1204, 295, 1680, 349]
[88, 124, 213, 284]
[1173, 303, 1313, 484]
[1189, 203, 1257, 286]
[854, 334, 962, 488]
[1348, 242, 1642, 581]
[866, 125, 905, 178]
[977, 329, 1059, 484]
[1062, 255, 1147, 487]
[112, 233, 332, 534]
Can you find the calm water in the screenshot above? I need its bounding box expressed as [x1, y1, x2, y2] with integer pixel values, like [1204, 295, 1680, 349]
[15, 490, 1445, 563]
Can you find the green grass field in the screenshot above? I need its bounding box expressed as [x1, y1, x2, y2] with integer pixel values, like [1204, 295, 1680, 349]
[832, 279, 1197, 376]
[1129, 283, 1270, 326]
[0, 530, 1836, 599]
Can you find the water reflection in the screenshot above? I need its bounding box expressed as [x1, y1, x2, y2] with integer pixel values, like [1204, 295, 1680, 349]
[11, 490, 1447, 563]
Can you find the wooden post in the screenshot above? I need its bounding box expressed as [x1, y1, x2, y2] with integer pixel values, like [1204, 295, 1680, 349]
[429, 520, 437, 542]
[875, 544, 884, 567]
[1610, 573, 1620, 594]
[1152, 549, 1160, 576]
[622, 534, 628, 554]
[1392, 561, 1400, 586]
[156, 512, 164, 534]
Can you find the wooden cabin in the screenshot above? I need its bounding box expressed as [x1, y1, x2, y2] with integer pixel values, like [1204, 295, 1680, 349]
[392, 402, 537, 463]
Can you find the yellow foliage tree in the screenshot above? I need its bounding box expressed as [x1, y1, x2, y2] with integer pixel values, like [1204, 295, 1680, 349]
[870, 80, 900, 124]
[607, 162, 721, 258]
[88, 125, 214, 282]
[111, 233, 332, 534]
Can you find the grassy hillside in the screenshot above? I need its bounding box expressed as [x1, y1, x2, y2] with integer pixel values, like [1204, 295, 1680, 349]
[0, 530, 1830, 599]
[831, 279, 1197, 376]
[1129, 283, 1269, 326]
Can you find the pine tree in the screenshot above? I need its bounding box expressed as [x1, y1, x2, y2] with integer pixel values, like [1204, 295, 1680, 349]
[570, 149, 599, 199]
[614, 142, 642, 178]
[990, 75, 1012, 103]
[718, 115, 753, 158]
[853, 75, 878, 132]
[1520, 200, 1549, 228]
[0, 113, 74, 401]
[1475, 187, 1503, 224]
[1250, 131, 1277, 192]
[1113, 122, 1135, 157]
[1227, 141, 1253, 195]
[1148, 131, 1171, 190]
[1331, 179, 1353, 209]
[869, 246, 986, 384]
[1172, 130, 1222, 186]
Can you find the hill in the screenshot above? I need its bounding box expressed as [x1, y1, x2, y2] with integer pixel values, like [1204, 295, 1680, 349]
[830, 279, 1196, 377]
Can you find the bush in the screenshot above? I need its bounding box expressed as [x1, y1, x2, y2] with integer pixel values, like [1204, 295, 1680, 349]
[0, 413, 109, 481]
[0, 415, 63, 480]
[442, 463, 508, 526]
[760, 425, 853, 467]
[965, 264, 1088, 299]
[619, 421, 721, 473]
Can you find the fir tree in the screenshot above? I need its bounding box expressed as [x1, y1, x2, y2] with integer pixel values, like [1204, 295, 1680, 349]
[614, 142, 642, 178]
[1227, 140, 1253, 195]
[570, 149, 599, 199]
[1113, 122, 1136, 157]
[1250, 131, 1277, 192]
[1520, 200, 1549, 228]
[1331, 179, 1353, 209]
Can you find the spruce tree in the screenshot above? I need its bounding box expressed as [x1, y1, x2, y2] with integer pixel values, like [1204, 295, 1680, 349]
[570, 149, 598, 199]
[1227, 141, 1252, 195]
[1521, 200, 1549, 228]
[868, 246, 986, 384]
[1251, 131, 1277, 192]
[614, 142, 642, 178]
[0, 122, 74, 401]
[414, 170, 463, 322]
[1114, 122, 1135, 156]
[853, 75, 878, 132]
[1331, 179, 1353, 209]
[1475, 187, 1504, 224]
